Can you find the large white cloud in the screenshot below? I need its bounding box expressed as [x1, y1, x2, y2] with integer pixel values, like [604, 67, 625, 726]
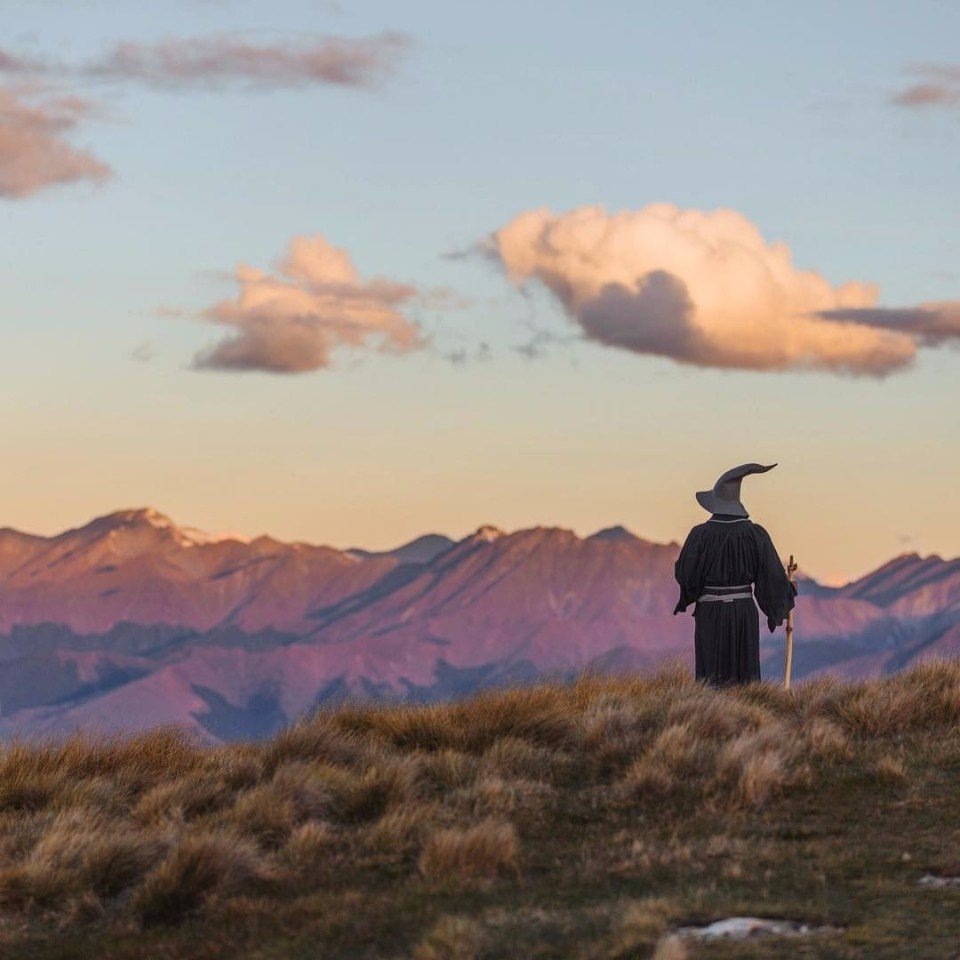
[194, 235, 423, 373]
[483, 204, 959, 376]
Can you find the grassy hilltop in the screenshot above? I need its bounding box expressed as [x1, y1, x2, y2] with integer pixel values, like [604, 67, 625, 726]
[0, 662, 959, 959]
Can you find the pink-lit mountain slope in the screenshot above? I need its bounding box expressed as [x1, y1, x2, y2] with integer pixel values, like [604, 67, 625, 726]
[0, 509, 957, 742]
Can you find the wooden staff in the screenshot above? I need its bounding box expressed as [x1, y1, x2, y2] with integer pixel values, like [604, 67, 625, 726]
[784, 554, 798, 690]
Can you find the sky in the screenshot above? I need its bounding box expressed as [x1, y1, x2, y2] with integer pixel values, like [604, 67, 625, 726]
[0, 0, 958, 585]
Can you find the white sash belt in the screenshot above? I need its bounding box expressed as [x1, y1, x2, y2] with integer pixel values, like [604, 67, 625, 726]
[697, 583, 753, 603]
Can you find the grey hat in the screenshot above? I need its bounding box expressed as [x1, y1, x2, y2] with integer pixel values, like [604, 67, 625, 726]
[695, 462, 777, 517]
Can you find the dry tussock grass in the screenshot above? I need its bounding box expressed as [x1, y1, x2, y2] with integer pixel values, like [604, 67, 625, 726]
[133, 830, 263, 925]
[869, 753, 908, 783]
[418, 819, 519, 882]
[418, 748, 479, 794]
[229, 785, 296, 847]
[812, 659, 960, 735]
[261, 721, 360, 771]
[269, 761, 338, 820]
[478, 736, 563, 780]
[412, 914, 485, 960]
[0, 813, 163, 910]
[652, 933, 688, 960]
[0, 659, 954, 934]
[610, 896, 676, 955]
[279, 821, 335, 873]
[454, 774, 553, 817]
[363, 802, 439, 856]
[133, 770, 232, 826]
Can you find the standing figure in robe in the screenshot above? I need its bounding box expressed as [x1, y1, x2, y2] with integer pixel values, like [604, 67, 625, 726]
[673, 462, 797, 686]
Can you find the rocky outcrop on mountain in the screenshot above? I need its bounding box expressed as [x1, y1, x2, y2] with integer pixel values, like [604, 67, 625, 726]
[0, 509, 957, 742]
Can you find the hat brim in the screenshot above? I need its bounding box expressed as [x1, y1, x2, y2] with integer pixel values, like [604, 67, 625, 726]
[696, 490, 748, 517]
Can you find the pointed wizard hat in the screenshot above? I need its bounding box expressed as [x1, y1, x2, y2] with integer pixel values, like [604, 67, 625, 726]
[695, 462, 777, 517]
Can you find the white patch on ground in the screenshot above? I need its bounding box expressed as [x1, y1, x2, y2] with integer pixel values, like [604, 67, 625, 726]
[918, 874, 960, 888]
[676, 917, 836, 940]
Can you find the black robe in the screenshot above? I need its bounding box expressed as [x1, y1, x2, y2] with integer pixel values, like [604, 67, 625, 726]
[673, 515, 797, 685]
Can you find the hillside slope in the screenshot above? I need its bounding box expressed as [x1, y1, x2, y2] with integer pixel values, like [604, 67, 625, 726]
[0, 662, 958, 959]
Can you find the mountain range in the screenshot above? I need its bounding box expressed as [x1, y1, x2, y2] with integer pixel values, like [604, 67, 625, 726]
[0, 508, 957, 742]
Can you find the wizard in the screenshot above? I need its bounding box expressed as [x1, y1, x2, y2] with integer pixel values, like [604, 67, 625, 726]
[673, 463, 797, 686]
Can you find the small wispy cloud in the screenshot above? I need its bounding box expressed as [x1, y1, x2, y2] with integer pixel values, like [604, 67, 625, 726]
[443, 341, 491, 366]
[0, 50, 47, 75]
[815, 303, 960, 346]
[0, 28, 409, 200]
[130, 341, 157, 363]
[891, 64, 960, 109]
[0, 32, 412, 92]
[0, 85, 112, 199]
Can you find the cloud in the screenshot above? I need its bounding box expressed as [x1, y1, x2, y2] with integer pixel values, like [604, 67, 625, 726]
[130, 341, 156, 363]
[0, 85, 112, 198]
[579, 270, 702, 358]
[0, 50, 46, 75]
[443, 341, 491, 366]
[480, 203, 957, 377]
[891, 64, 960, 108]
[816, 303, 960, 346]
[193, 235, 423, 373]
[0, 32, 411, 92]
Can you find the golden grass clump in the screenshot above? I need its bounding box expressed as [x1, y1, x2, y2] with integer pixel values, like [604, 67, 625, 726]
[335, 686, 581, 756]
[363, 802, 440, 857]
[729, 748, 789, 808]
[133, 771, 232, 826]
[269, 761, 336, 821]
[229, 785, 296, 847]
[716, 722, 796, 807]
[261, 720, 360, 772]
[455, 775, 553, 817]
[412, 914, 485, 960]
[819, 658, 960, 735]
[343, 702, 459, 751]
[728, 680, 797, 716]
[580, 699, 666, 772]
[652, 933, 688, 960]
[204, 745, 265, 791]
[279, 821, 335, 873]
[623, 721, 710, 798]
[0, 810, 164, 908]
[456, 688, 581, 753]
[418, 748, 479, 794]
[0, 769, 61, 814]
[418, 819, 519, 883]
[666, 688, 774, 740]
[869, 753, 908, 783]
[478, 736, 563, 781]
[330, 757, 421, 823]
[0, 729, 202, 812]
[133, 830, 262, 925]
[610, 897, 677, 956]
[622, 712, 808, 809]
[64, 772, 142, 815]
[796, 717, 853, 762]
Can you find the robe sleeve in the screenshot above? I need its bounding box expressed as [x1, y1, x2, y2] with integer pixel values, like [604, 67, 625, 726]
[673, 526, 705, 616]
[752, 524, 797, 633]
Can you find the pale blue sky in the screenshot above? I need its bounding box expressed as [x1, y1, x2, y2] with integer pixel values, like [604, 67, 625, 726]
[1, 0, 958, 582]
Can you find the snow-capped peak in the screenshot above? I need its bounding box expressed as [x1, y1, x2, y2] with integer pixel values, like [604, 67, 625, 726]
[102, 508, 250, 546]
[472, 524, 505, 543]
